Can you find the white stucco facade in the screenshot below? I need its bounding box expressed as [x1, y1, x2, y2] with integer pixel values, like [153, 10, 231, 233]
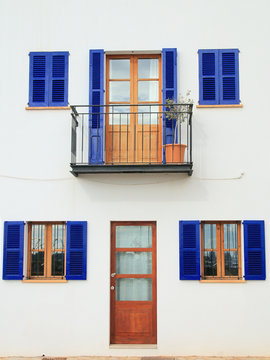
[1, 0, 270, 357]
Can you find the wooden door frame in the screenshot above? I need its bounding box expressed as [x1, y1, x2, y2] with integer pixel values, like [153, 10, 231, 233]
[110, 221, 157, 344]
[105, 54, 162, 164]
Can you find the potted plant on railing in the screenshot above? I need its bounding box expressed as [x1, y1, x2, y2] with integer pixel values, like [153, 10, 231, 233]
[164, 90, 193, 163]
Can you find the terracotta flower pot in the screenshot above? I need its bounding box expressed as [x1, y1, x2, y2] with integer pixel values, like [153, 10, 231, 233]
[164, 144, 187, 163]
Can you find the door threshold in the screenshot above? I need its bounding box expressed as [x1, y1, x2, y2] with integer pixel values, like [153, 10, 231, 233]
[109, 344, 157, 349]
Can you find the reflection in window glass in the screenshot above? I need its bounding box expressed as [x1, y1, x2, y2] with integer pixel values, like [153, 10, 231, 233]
[109, 81, 130, 102]
[109, 106, 130, 125]
[116, 252, 152, 274]
[225, 251, 238, 276]
[138, 59, 159, 79]
[138, 106, 159, 125]
[116, 278, 152, 301]
[224, 224, 237, 249]
[31, 252, 44, 276]
[110, 59, 130, 79]
[204, 251, 217, 276]
[116, 226, 152, 248]
[138, 81, 159, 101]
[203, 224, 216, 249]
[32, 225, 45, 249]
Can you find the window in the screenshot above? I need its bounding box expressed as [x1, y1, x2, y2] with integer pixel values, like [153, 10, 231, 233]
[28, 222, 66, 279]
[3, 221, 87, 281]
[88, 48, 177, 164]
[201, 221, 241, 279]
[28, 52, 69, 107]
[179, 220, 266, 281]
[198, 49, 240, 105]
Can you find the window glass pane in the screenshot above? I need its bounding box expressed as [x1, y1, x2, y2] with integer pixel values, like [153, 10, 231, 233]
[31, 252, 44, 276]
[51, 252, 65, 276]
[31, 225, 45, 249]
[138, 59, 159, 79]
[203, 224, 216, 249]
[138, 81, 159, 101]
[204, 251, 217, 276]
[109, 81, 130, 102]
[109, 106, 130, 125]
[138, 105, 159, 125]
[116, 226, 152, 248]
[110, 59, 130, 79]
[115, 278, 152, 301]
[116, 252, 152, 274]
[52, 224, 65, 250]
[225, 251, 239, 276]
[224, 224, 238, 249]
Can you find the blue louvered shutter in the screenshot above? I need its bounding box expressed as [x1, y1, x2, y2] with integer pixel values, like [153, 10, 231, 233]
[179, 221, 200, 280]
[162, 48, 177, 151]
[49, 52, 69, 106]
[66, 221, 87, 280]
[198, 50, 219, 105]
[3, 221, 24, 280]
[219, 49, 239, 104]
[89, 49, 104, 164]
[29, 52, 49, 107]
[243, 221, 266, 280]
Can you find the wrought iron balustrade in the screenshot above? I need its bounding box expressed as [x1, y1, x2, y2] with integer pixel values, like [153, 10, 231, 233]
[70, 103, 193, 175]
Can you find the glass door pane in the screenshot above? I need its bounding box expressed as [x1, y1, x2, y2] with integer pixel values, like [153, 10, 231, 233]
[116, 252, 152, 274]
[116, 226, 152, 248]
[116, 278, 152, 301]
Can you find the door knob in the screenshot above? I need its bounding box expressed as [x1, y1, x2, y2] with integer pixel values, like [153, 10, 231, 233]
[111, 273, 116, 277]
[111, 286, 115, 290]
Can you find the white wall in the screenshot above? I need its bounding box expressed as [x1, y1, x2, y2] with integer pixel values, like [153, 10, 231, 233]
[0, 0, 270, 356]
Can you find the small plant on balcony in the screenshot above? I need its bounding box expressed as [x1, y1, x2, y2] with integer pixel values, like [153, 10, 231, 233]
[164, 90, 193, 163]
[165, 90, 193, 144]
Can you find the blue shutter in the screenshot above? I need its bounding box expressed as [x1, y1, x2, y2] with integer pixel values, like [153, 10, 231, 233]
[29, 52, 49, 107]
[219, 49, 239, 104]
[243, 221, 266, 280]
[162, 48, 177, 152]
[179, 221, 200, 280]
[198, 50, 219, 105]
[3, 221, 24, 280]
[49, 52, 69, 106]
[89, 49, 104, 164]
[66, 221, 87, 280]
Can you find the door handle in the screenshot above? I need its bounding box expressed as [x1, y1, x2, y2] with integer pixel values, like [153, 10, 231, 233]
[111, 286, 115, 290]
[111, 273, 116, 277]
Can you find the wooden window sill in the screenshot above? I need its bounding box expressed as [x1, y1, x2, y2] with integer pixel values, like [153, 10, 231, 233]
[200, 279, 246, 283]
[22, 279, 67, 283]
[25, 106, 70, 110]
[196, 104, 243, 108]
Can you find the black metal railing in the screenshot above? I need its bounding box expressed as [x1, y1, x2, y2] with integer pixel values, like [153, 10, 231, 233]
[70, 104, 193, 175]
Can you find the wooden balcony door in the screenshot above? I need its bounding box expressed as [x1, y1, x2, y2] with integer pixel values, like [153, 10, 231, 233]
[105, 54, 162, 164]
[110, 222, 157, 344]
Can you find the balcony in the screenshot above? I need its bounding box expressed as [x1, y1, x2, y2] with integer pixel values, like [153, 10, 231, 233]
[70, 104, 193, 176]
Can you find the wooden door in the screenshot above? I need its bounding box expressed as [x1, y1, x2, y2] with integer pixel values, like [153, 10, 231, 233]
[110, 221, 157, 344]
[106, 55, 162, 164]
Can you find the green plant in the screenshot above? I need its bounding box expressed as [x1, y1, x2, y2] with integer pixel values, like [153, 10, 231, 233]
[165, 90, 193, 144]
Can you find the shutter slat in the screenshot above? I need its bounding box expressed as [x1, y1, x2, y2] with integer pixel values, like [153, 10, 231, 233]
[219, 49, 239, 104]
[66, 221, 87, 280]
[89, 49, 104, 164]
[162, 48, 177, 154]
[29, 53, 48, 107]
[244, 220, 266, 280]
[3, 222, 24, 280]
[179, 221, 200, 280]
[50, 52, 69, 106]
[199, 50, 219, 105]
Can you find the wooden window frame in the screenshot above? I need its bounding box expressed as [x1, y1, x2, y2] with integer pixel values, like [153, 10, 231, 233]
[201, 221, 242, 280]
[27, 221, 66, 280]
